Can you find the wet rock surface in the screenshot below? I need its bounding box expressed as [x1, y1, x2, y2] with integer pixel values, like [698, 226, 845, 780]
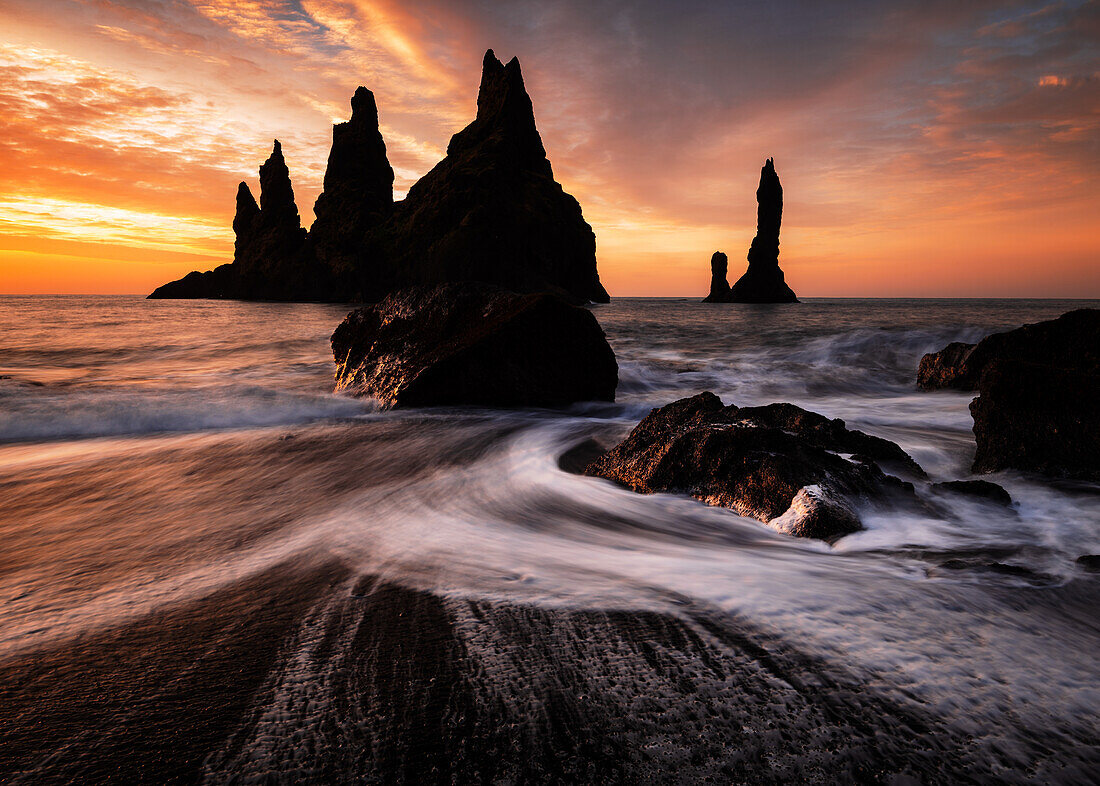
[150, 50, 608, 304]
[931, 479, 1013, 506]
[705, 159, 798, 304]
[331, 283, 617, 409]
[584, 392, 921, 542]
[970, 359, 1100, 480]
[917, 308, 1100, 391]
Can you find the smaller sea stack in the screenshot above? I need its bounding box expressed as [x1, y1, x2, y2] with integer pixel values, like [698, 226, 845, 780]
[704, 158, 798, 303]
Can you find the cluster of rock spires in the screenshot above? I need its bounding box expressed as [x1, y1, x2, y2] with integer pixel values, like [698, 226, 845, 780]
[918, 308, 1100, 480]
[704, 158, 798, 304]
[150, 50, 609, 305]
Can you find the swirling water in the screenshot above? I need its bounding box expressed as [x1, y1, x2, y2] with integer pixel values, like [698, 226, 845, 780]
[1, 295, 1098, 783]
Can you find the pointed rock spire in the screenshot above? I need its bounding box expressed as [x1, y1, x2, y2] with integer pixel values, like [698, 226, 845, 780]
[258, 139, 302, 230]
[311, 87, 395, 270]
[314, 86, 394, 223]
[705, 158, 797, 303]
[446, 49, 551, 176]
[232, 182, 260, 266]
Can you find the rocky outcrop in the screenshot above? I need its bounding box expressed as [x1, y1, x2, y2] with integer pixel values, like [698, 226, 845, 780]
[915, 310, 1100, 479]
[331, 283, 617, 409]
[702, 252, 731, 302]
[969, 359, 1100, 480]
[310, 87, 394, 274]
[150, 50, 609, 304]
[150, 141, 311, 300]
[705, 159, 798, 304]
[584, 392, 922, 543]
[917, 309, 1100, 391]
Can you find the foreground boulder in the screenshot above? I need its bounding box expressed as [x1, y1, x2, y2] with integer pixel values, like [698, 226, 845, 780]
[584, 393, 922, 542]
[151, 50, 609, 305]
[704, 159, 798, 304]
[917, 309, 1100, 390]
[917, 310, 1100, 479]
[970, 360, 1100, 480]
[331, 283, 617, 409]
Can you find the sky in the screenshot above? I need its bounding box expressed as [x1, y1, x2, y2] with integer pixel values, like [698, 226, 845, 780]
[0, 0, 1097, 297]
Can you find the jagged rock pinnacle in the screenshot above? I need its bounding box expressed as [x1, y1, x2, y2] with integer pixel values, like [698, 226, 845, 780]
[705, 158, 797, 303]
[258, 139, 302, 230]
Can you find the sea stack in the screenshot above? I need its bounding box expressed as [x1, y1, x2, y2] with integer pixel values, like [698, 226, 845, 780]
[381, 49, 609, 304]
[703, 158, 798, 303]
[149, 49, 609, 304]
[310, 87, 394, 272]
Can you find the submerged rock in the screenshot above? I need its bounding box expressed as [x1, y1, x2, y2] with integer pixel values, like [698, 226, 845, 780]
[705, 159, 798, 304]
[931, 480, 1013, 506]
[583, 392, 921, 543]
[917, 309, 1100, 391]
[331, 283, 617, 409]
[150, 50, 608, 304]
[969, 359, 1100, 480]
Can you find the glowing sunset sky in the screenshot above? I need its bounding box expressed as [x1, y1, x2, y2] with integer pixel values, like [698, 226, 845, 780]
[1, 0, 1097, 296]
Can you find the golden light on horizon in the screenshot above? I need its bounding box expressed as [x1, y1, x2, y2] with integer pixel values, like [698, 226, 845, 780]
[0, 1, 1097, 296]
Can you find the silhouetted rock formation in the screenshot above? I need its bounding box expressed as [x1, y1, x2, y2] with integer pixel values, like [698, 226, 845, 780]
[150, 141, 311, 299]
[584, 393, 922, 543]
[969, 360, 1100, 480]
[702, 252, 731, 302]
[705, 159, 797, 304]
[917, 309, 1100, 391]
[150, 51, 608, 304]
[331, 283, 617, 408]
[310, 87, 394, 274]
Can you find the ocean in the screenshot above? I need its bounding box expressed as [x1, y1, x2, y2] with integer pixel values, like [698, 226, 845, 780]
[1, 295, 1098, 782]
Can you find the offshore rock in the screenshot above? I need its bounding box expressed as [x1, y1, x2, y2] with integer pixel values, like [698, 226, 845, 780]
[584, 393, 921, 543]
[310, 87, 394, 274]
[150, 141, 311, 300]
[917, 309, 1100, 391]
[331, 283, 617, 409]
[150, 50, 608, 304]
[969, 359, 1100, 480]
[702, 252, 731, 302]
[706, 159, 798, 303]
[930, 480, 1013, 507]
[373, 50, 609, 304]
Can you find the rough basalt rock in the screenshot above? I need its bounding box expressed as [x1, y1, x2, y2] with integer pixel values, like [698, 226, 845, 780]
[331, 283, 617, 409]
[583, 392, 922, 543]
[969, 359, 1100, 480]
[150, 51, 608, 305]
[705, 159, 798, 304]
[917, 309, 1100, 391]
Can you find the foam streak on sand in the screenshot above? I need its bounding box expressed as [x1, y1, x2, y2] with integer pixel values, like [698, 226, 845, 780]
[1, 295, 1099, 782]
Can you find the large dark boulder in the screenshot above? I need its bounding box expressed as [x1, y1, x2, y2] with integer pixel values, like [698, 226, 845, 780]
[917, 309, 1100, 391]
[584, 393, 922, 542]
[704, 159, 798, 304]
[969, 360, 1100, 479]
[331, 283, 617, 409]
[150, 50, 609, 305]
